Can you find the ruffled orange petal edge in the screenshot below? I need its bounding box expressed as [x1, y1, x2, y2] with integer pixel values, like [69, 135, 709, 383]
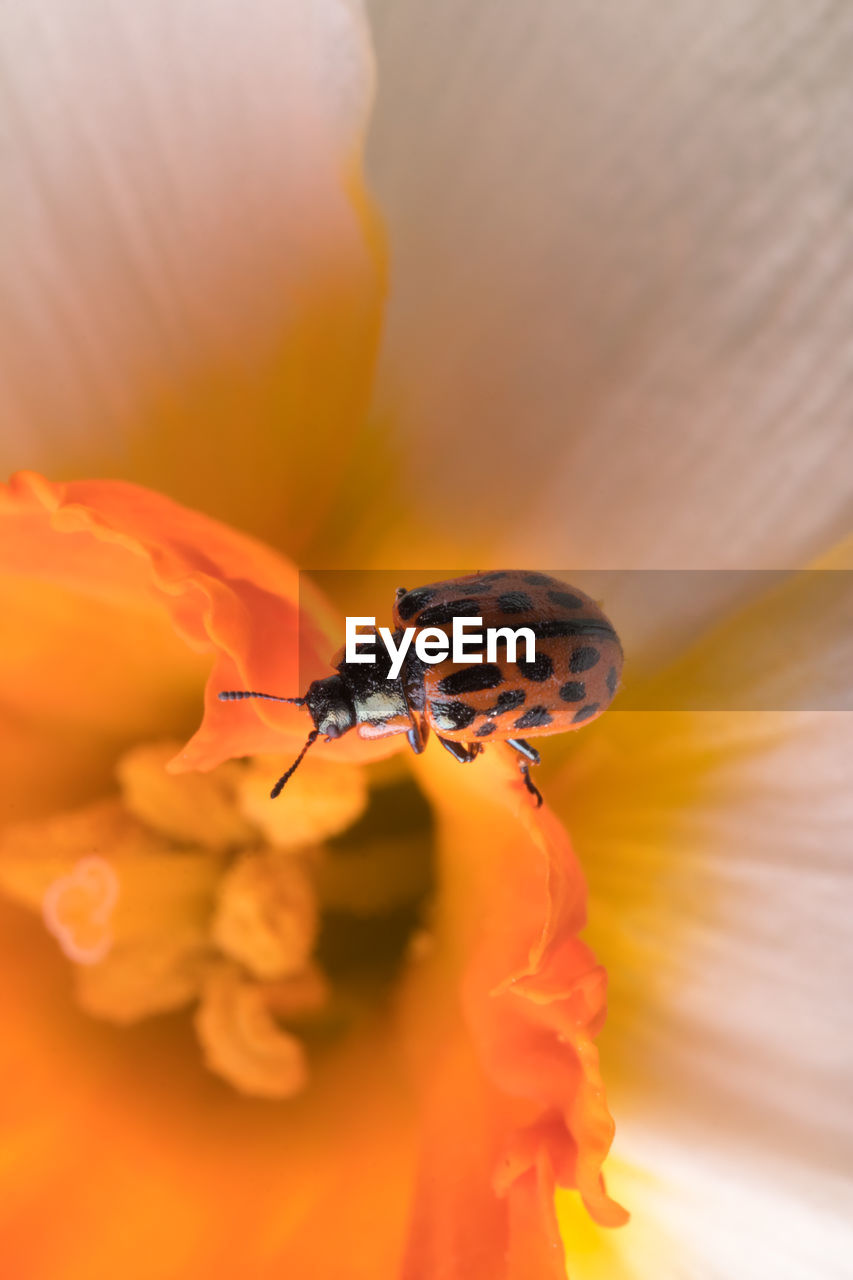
[402, 748, 627, 1280]
[0, 470, 398, 773]
[486, 797, 626, 1226]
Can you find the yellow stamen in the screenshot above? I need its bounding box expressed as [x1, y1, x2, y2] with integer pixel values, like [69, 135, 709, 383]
[211, 849, 318, 980]
[0, 747, 436, 1099]
[117, 741, 255, 848]
[194, 962, 309, 1099]
[235, 754, 368, 849]
[0, 798, 222, 1023]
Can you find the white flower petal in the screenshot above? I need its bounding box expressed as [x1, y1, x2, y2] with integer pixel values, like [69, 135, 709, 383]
[0, 0, 381, 543]
[566, 705, 853, 1163]
[544, 551, 853, 1270]
[560, 1124, 853, 1279]
[366, 0, 853, 569]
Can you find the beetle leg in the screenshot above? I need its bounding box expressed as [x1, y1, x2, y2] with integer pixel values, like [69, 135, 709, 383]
[517, 763, 543, 807]
[505, 737, 540, 765]
[506, 738, 543, 806]
[406, 717, 430, 755]
[437, 737, 482, 764]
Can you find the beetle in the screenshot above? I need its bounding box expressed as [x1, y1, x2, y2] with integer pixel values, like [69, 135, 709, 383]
[219, 571, 623, 806]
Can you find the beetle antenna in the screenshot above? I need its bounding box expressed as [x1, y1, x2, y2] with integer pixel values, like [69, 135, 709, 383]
[219, 690, 305, 705]
[270, 729, 319, 798]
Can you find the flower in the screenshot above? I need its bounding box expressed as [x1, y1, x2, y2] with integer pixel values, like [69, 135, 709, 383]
[2, 3, 852, 1278]
[0, 471, 625, 1278]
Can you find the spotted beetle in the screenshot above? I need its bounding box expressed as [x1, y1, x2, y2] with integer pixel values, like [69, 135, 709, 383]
[219, 571, 623, 806]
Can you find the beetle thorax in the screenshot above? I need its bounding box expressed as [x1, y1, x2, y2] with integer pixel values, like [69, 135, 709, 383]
[335, 635, 411, 735]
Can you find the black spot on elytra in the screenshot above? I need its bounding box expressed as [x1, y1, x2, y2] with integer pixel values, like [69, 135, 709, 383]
[518, 653, 553, 682]
[513, 705, 553, 730]
[572, 703, 599, 723]
[484, 688, 526, 716]
[547, 590, 584, 610]
[397, 587, 437, 621]
[456, 581, 486, 595]
[559, 681, 586, 702]
[437, 664, 504, 696]
[478, 572, 510, 583]
[416, 599, 482, 626]
[474, 721, 497, 738]
[606, 666, 619, 696]
[497, 591, 534, 613]
[428, 699, 477, 731]
[569, 646, 600, 673]
[523, 574, 552, 586]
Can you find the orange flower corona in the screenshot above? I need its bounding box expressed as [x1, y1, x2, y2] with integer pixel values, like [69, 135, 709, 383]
[0, 469, 626, 1279]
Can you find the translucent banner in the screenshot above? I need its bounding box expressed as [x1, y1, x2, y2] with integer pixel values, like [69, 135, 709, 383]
[295, 569, 853, 712]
